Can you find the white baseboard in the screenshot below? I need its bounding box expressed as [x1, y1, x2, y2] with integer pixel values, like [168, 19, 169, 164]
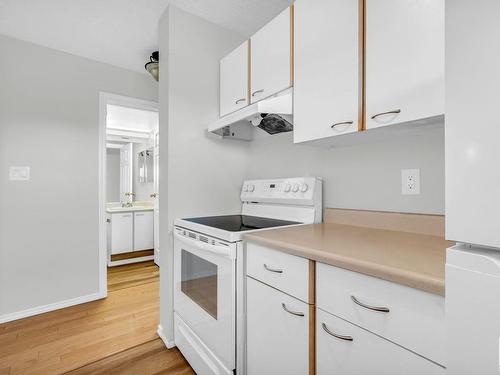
[157, 324, 176, 349]
[108, 255, 155, 267]
[0, 291, 106, 324]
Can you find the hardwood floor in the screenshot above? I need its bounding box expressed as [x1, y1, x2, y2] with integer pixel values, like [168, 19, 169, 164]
[0, 261, 194, 375]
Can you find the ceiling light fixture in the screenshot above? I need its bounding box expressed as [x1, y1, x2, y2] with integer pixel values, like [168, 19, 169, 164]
[145, 51, 159, 81]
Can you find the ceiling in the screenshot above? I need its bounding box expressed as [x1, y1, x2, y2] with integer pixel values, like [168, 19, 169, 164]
[0, 0, 290, 74]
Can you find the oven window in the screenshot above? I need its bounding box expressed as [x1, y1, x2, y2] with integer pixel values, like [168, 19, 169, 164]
[181, 250, 218, 319]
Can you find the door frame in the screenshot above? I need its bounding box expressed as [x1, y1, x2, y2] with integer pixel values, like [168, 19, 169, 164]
[98, 92, 159, 297]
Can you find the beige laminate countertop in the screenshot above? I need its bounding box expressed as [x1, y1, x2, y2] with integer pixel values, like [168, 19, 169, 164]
[244, 223, 454, 296]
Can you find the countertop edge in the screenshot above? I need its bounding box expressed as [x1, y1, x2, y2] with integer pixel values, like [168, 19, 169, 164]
[244, 234, 445, 296]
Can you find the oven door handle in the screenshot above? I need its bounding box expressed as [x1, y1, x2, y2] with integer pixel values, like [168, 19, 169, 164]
[174, 232, 232, 258]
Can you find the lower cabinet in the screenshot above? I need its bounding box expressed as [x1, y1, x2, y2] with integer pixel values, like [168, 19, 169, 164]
[316, 308, 445, 375]
[246, 277, 309, 375]
[109, 212, 133, 254]
[133, 211, 154, 251]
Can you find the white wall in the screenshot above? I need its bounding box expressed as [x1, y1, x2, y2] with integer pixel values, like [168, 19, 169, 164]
[0, 35, 157, 320]
[158, 6, 246, 343]
[245, 126, 445, 214]
[106, 148, 121, 202]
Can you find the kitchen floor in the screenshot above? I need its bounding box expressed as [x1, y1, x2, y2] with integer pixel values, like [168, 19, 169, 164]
[0, 261, 194, 375]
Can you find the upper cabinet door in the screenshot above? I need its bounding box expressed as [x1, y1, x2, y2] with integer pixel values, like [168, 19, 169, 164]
[294, 0, 360, 143]
[250, 7, 292, 103]
[365, 0, 444, 129]
[220, 41, 248, 117]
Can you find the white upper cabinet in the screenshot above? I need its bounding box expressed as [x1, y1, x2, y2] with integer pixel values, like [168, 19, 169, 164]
[365, 0, 444, 129]
[250, 7, 292, 103]
[220, 41, 248, 117]
[294, 0, 360, 143]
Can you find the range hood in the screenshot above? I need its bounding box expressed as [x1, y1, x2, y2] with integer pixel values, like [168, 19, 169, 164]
[208, 88, 293, 141]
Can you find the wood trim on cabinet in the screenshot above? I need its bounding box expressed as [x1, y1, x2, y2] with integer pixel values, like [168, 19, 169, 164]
[309, 304, 316, 375]
[308, 259, 316, 374]
[290, 4, 295, 87]
[308, 259, 316, 305]
[358, 0, 366, 131]
[247, 39, 252, 104]
[111, 249, 154, 261]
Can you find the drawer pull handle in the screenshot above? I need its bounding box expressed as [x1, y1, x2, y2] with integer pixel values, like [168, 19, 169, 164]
[263, 264, 283, 273]
[370, 109, 401, 120]
[322, 323, 353, 341]
[235, 98, 246, 104]
[252, 89, 264, 97]
[351, 295, 390, 313]
[331, 121, 353, 129]
[282, 303, 304, 317]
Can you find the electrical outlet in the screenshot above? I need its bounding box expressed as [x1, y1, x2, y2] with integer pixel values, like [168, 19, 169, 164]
[401, 169, 420, 195]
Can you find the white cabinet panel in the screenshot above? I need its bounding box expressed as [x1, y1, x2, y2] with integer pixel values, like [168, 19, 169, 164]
[246, 242, 310, 303]
[220, 41, 248, 117]
[294, 0, 359, 143]
[365, 0, 444, 129]
[317, 308, 444, 375]
[445, 0, 500, 248]
[134, 211, 153, 251]
[316, 262, 445, 365]
[110, 213, 133, 254]
[246, 277, 309, 375]
[250, 7, 291, 103]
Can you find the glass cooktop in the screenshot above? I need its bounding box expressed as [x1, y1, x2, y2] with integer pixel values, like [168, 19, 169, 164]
[183, 215, 300, 232]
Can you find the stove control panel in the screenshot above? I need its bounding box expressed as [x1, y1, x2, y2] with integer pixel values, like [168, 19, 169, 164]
[240, 177, 321, 205]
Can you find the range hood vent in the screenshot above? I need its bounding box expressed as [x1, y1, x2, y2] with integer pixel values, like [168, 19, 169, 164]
[208, 88, 293, 141]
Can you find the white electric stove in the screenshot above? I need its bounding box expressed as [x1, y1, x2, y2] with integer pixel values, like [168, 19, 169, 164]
[173, 177, 322, 375]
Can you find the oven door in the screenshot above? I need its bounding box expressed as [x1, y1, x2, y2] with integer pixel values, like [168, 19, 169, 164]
[173, 228, 236, 371]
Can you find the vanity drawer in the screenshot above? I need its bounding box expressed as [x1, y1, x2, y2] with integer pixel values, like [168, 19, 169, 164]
[316, 262, 445, 365]
[246, 242, 311, 303]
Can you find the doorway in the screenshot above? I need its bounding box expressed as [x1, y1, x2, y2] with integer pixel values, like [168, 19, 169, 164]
[98, 92, 159, 296]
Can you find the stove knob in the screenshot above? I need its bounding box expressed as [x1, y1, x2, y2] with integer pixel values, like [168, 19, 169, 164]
[243, 185, 248, 192]
[300, 183, 309, 192]
[292, 184, 299, 192]
[248, 184, 255, 192]
[284, 183, 291, 192]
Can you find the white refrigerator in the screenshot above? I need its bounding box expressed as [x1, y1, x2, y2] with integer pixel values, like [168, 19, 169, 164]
[445, 1, 500, 374]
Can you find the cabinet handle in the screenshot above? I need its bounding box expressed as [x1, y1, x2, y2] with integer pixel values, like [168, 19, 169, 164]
[281, 303, 304, 317]
[321, 323, 353, 341]
[331, 121, 354, 129]
[251, 89, 264, 97]
[235, 98, 246, 104]
[136, 213, 144, 216]
[150, 193, 158, 198]
[263, 264, 283, 273]
[351, 295, 390, 313]
[370, 109, 401, 120]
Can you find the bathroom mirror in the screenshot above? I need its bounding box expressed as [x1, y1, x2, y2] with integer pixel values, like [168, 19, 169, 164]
[138, 148, 154, 183]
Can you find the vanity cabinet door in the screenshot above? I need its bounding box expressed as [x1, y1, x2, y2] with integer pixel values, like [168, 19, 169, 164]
[133, 211, 154, 251]
[246, 277, 309, 375]
[250, 7, 292, 103]
[220, 41, 248, 117]
[365, 0, 444, 129]
[294, 0, 360, 143]
[110, 213, 133, 254]
[317, 308, 444, 375]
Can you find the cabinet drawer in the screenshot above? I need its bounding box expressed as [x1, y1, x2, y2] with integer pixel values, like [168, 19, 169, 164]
[317, 308, 444, 375]
[316, 263, 445, 365]
[246, 242, 310, 303]
[247, 277, 309, 375]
